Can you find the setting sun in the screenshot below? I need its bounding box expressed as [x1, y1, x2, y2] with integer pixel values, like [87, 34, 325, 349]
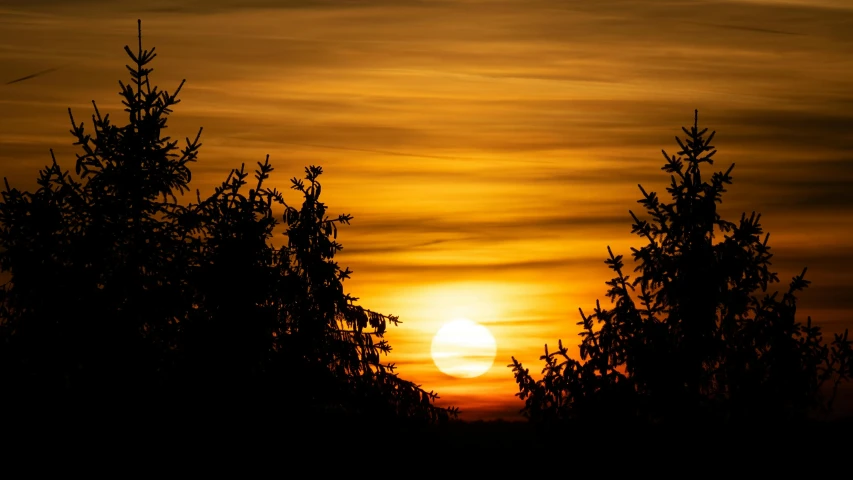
[1, 0, 852, 427]
[431, 318, 497, 378]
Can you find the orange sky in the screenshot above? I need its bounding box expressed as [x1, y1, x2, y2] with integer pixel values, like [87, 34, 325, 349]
[1, 0, 852, 420]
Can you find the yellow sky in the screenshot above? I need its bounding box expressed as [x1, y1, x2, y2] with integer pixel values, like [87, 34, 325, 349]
[2, 0, 852, 419]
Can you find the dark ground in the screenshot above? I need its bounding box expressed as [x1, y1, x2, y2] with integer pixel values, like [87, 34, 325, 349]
[3, 396, 851, 464]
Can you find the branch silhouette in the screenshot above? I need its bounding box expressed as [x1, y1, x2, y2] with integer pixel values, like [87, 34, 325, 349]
[509, 111, 852, 429]
[0, 20, 456, 429]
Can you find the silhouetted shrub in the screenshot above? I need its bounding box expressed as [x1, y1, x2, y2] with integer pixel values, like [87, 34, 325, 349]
[0, 21, 455, 426]
[510, 111, 852, 428]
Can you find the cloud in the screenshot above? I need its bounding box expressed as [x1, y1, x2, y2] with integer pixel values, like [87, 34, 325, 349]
[683, 21, 804, 36]
[2, 0, 853, 420]
[1, 0, 439, 15]
[275, 142, 487, 162]
[720, 109, 853, 151]
[4, 66, 62, 85]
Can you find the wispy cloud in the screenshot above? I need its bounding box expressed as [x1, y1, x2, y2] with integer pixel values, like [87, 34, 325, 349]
[4, 66, 61, 84]
[1, 0, 851, 419]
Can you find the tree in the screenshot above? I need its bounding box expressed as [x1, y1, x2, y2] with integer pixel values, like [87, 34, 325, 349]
[0, 21, 455, 426]
[0, 22, 197, 398]
[509, 111, 852, 427]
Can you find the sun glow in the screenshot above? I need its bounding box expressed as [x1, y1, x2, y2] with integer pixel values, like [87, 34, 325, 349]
[430, 318, 497, 378]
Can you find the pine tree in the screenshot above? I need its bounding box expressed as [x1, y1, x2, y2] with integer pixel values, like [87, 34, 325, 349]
[509, 111, 852, 427]
[0, 21, 455, 426]
[0, 20, 198, 398]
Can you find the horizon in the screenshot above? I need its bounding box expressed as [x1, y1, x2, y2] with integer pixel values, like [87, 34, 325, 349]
[1, 0, 852, 420]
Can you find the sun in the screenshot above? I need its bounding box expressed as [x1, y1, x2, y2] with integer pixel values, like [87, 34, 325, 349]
[430, 318, 497, 378]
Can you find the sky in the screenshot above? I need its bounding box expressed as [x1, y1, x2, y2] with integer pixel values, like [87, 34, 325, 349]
[1, 0, 852, 420]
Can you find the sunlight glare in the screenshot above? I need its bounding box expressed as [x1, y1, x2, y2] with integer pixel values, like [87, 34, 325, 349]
[431, 318, 497, 378]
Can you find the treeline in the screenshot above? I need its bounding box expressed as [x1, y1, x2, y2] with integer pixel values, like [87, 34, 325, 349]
[0, 23, 454, 428]
[0, 23, 850, 431]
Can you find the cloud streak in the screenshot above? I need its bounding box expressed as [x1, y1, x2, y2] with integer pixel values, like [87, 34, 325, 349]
[4, 66, 61, 85]
[1, 0, 852, 420]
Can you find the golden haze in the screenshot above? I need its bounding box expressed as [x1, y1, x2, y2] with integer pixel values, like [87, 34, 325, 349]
[1, 0, 852, 419]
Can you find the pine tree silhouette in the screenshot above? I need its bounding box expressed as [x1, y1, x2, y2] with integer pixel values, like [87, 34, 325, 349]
[0, 22, 197, 399]
[509, 111, 852, 428]
[0, 21, 456, 427]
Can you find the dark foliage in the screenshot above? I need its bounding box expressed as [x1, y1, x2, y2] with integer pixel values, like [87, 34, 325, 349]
[510, 111, 852, 427]
[0, 21, 455, 426]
